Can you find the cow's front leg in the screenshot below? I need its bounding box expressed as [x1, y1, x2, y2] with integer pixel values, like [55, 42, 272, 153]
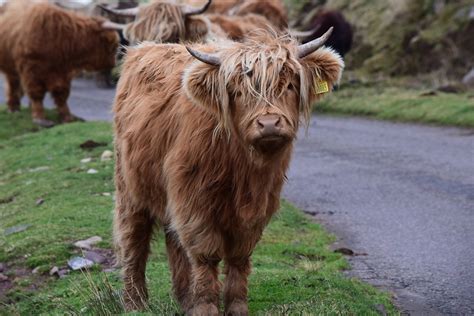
[188, 254, 221, 316]
[5, 73, 22, 113]
[223, 256, 251, 316]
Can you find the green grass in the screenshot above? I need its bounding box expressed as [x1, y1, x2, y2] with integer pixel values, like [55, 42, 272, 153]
[0, 107, 60, 140]
[316, 84, 474, 128]
[0, 106, 397, 315]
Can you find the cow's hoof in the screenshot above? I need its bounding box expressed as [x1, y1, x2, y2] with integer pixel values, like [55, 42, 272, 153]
[62, 115, 85, 123]
[33, 118, 55, 128]
[189, 303, 219, 316]
[225, 301, 248, 316]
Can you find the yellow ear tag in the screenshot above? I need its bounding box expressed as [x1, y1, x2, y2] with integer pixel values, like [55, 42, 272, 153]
[315, 80, 329, 94]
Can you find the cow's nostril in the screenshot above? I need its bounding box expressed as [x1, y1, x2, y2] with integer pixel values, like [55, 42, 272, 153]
[275, 117, 281, 127]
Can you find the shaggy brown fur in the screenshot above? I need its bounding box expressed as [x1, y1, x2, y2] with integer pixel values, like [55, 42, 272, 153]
[0, 0, 118, 126]
[231, 0, 288, 30]
[207, 13, 278, 41]
[186, 0, 242, 14]
[124, 1, 214, 44]
[113, 34, 343, 314]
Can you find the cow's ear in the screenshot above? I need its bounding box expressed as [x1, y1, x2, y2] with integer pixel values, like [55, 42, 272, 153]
[300, 47, 344, 102]
[183, 61, 222, 116]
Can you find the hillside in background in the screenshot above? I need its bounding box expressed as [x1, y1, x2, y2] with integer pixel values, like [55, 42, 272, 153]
[287, 0, 474, 83]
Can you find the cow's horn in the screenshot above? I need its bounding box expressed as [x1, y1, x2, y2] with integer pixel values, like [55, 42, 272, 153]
[186, 46, 221, 66]
[183, 0, 212, 16]
[289, 29, 314, 39]
[102, 21, 125, 31]
[297, 27, 333, 58]
[97, 4, 139, 17]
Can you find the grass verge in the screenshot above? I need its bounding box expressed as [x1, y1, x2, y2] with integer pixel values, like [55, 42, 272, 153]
[316, 83, 474, 128]
[0, 106, 397, 315]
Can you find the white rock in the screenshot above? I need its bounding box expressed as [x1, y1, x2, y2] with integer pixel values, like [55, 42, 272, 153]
[29, 166, 50, 172]
[87, 168, 98, 174]
[49, 266, 59, 276]
[73, 236, 103, 250]
[67, 257, 94, 271]
[100, 150, 113, 162]
[80, 157, 92, 163]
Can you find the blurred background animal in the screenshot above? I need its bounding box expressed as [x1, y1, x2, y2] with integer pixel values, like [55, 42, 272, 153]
[0, 0, 120, 127]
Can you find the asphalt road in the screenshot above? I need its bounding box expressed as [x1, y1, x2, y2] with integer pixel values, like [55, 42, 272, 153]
[1, 76, 473, 314]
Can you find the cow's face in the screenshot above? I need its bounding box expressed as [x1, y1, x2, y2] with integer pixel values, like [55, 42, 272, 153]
[184, 31, 344, 159]
[97, 29, 120, 70]
[87, 18, 120, 71]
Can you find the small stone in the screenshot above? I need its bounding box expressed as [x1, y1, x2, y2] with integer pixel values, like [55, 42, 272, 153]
[28, 166, 50, 173]
[0, 273, 8, 282]
[87, 168, 98, 174]
[0, 263, 4, 272]
[80, 157, 92, 163]
[32, 266, 41, 274]
[73, 236, 103, 250]
[4, 224, 32, 236]
[36, 198, 44, 206]
[84, 251, 106, 264]
[58, 269, 69, 278]
[100, 150, 113, 162]
[68, 257, 94, 271]
[49, 266, 59, 276]
[101, 192, 111, 196]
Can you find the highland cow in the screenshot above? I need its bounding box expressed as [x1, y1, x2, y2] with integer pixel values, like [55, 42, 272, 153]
[0, 1, 119, 127]
[113, 28, 343, 314]
[101, 0, 215, 45]
[103, 0, 286, 44]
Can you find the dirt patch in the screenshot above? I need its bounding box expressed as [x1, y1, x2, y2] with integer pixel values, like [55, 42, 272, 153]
[79, 139, 107, 150]
[0, 247, 116, 305]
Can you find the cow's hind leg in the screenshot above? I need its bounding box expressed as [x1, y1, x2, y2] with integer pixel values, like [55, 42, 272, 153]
[165, 230, 193, 311]
[114, 205, 155, 310]
[49, 77, 82, 123]
[5, 73, 22, 113]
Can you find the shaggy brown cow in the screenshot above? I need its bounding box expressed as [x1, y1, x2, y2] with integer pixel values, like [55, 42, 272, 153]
[206, 12, 277, 40]
[113, 28, 343, 314]
[101, 0, 215, 44]
[105, 0, 285, 44]
[0, 1, 119, 127]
